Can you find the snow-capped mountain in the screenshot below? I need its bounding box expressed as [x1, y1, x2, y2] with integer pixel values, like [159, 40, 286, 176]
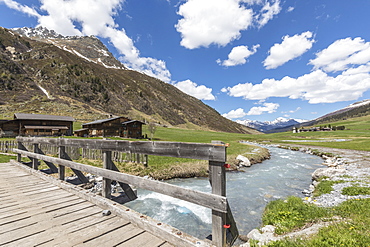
[236, 117, 307, 132]
[12, 26, 125, 70]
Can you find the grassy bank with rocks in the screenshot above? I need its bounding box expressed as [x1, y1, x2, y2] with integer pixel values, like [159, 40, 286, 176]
[241, 145, 370, 246]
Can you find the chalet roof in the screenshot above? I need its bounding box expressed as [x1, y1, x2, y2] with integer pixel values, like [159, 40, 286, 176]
[14, 113, 75, 122]
[122, 120, 145, 125]
[82, 117, 123, 126]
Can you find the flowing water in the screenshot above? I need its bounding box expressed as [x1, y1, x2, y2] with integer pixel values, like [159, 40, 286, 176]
[125, 145, 324, 239]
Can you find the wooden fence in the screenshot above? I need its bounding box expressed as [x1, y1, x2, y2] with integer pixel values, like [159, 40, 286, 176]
[0, 140, 16, 153]
[0, 140, 148, 165]
[13, 137, 239, 247]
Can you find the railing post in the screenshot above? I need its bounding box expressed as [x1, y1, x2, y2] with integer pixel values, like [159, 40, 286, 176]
[103, 150, 113, 199]
[17, 141, 25, 162]
[58, 146, 66, 180]
[32, 143, 39, 170]
[209, 141, 227, 247]
[59, 145, 88, 183]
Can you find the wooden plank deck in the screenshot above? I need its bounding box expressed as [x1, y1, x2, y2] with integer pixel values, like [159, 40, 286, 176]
[0, 162, 173, 247]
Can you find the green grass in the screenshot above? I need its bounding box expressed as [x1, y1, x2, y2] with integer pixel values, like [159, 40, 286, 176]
[262, 196, 332, 235]
[313, 179, 346, 197]
[342, 186, 370, 196]
[0, 154, 16, 163]
[264, 198, 370, 247]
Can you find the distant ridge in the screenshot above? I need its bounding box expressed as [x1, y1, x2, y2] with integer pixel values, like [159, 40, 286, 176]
[236, 117, 307, 132]
[258, 100, 370, 133]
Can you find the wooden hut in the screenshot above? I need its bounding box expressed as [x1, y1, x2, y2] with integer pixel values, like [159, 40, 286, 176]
[121, 120, 144, 139]
[0, 113, 75, 137]
[81, 117, 144, 138]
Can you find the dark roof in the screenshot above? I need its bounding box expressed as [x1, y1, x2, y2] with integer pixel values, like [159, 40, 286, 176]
[83, 116, 125, 126]
[14, 113, 75, 122]
[122, 120, 145, 125]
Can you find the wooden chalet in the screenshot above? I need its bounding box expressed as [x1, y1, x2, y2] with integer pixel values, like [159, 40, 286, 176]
[0, 113, 75, 137]
[79, 117, 144, 138]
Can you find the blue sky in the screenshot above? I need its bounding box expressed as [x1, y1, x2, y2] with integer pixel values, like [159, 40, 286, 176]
[1, 0, 370, 122]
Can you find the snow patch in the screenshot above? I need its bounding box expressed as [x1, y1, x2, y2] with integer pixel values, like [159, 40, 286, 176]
[37, 85, 51, 99]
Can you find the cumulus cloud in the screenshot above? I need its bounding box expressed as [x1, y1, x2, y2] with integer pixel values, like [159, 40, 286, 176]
[223, 37, 370, 104]
[264, 31, 315, 69]
[175, 0, 254, 49]
[223, 68, 370, 104]
[173, 80, 216, 100]
[255, 0, 281, 28]
[3, 0, 171, 82]
[309, 37, 370, 73]
[247, 102, 279, 115]
[0, 0, 40, 17]
[217, 44, 260, 66]
[222, 108, 247, 119]
[175, 0, 282, 49]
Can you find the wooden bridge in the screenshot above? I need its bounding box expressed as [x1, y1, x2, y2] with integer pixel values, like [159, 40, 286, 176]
[0, 137, 239, 246]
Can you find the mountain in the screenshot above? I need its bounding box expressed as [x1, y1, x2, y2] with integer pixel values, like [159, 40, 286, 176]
[0, 26, 259, 134]
[236, 117, 307, 132]
[314, 99, 370, 123]
[260, 100, 370, 133]
[12, 27, 125, 70]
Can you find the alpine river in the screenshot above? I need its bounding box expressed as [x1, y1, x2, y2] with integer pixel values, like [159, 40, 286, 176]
[125, 145, 324, 239]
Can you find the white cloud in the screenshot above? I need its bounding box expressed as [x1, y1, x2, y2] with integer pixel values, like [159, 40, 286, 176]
[247, 102, 279, 115]
[4, 0, 171, 82]
[309, 37, 370, 73]
[223, 37, 370, 105]
[173, 80, 216, 100]
[222, 108, 247, 119]
[175, 0, 254, 49]
[217, 44, 260, 66]
[0, 0, 40, 17]
[286, 6, 294, 12]
[255, 0, 281, 28]
[241, 0, 263, 4]
[287, 107, 301, 113]
[223, 68, 370, 104]
[263, 31, 315, 69]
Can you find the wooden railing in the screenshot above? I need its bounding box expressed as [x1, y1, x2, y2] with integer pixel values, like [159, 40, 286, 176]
[13, 137, 238, 247]
[0, 140, 148, 164]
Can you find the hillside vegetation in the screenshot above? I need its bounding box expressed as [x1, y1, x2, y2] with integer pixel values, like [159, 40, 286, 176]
[0, 27, 257, 134]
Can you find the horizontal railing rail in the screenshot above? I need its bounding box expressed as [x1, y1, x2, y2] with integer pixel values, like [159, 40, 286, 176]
[16, 137, 227, 162]
[13, 137, 238, 247]
[13, 148, 227, 213]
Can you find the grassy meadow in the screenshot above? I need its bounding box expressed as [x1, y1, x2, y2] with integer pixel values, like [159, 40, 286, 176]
[1, 114, 370, 245]
[239, 114, 370, 151]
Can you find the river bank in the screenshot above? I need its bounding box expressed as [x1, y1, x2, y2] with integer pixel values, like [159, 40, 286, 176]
[241, 144, 370, 246]
[143, 143, 270, 180]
